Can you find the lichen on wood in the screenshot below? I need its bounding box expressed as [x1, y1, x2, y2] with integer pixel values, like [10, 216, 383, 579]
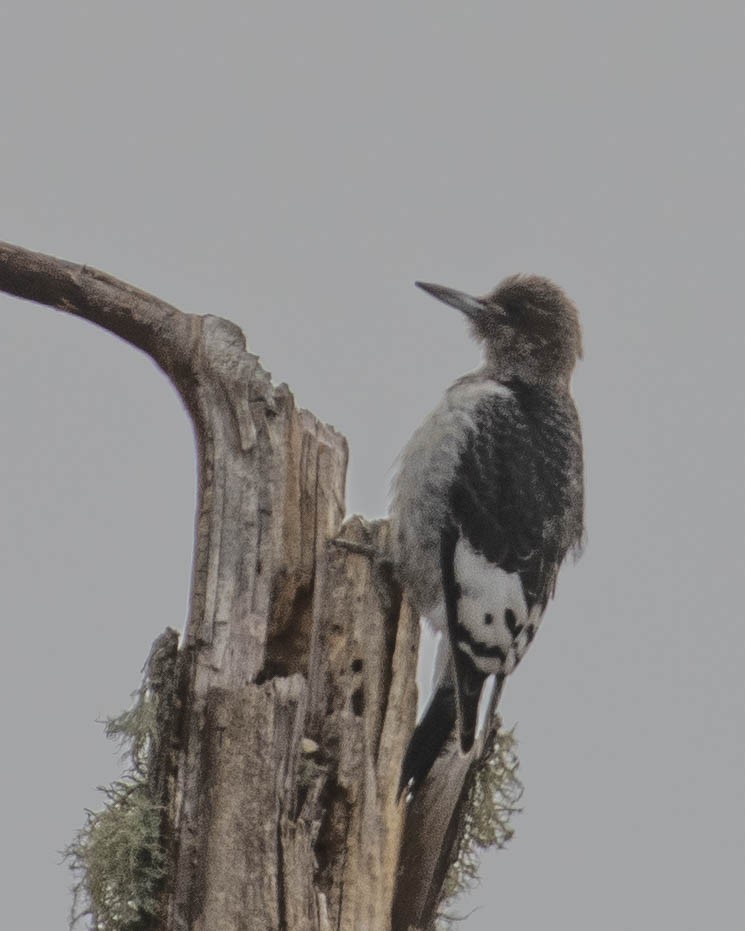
[65, 629, 179, 931]
[437, 723, 523, 928]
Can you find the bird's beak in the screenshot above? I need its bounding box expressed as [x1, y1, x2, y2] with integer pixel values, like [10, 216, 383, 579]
[415, 281, 486, 320]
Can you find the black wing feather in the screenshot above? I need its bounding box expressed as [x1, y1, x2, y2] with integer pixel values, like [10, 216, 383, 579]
[448, 379, 584, 611]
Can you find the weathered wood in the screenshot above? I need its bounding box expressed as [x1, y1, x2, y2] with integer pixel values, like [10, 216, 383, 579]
[306, 518, 418, 931]
[166, 317, 353, 931]
[0, 240, 493, 931]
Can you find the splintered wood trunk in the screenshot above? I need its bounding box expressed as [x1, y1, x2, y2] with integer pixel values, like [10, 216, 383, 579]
[0, 242, 480, 931]
[158, 319, 420, 931]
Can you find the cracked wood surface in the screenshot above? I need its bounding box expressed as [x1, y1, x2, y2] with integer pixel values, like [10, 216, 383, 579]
[1, 241, 434, 931]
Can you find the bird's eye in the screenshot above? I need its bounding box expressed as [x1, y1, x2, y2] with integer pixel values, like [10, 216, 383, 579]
[500, 298, 522, 319]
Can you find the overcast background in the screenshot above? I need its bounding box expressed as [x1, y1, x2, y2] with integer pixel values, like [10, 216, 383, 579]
[1, 2, 743, 929]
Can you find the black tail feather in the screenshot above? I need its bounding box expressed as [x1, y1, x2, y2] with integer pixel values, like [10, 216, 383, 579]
[398, 683, 457, 799]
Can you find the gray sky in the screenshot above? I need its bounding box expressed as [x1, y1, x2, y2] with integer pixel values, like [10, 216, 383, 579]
[1, 2, 743, 928]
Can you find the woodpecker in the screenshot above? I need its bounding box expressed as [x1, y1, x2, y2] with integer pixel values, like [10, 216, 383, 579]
[391, 274, 584, 796]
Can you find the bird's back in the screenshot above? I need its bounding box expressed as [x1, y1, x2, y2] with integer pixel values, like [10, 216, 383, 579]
[391, 373, 584, 624]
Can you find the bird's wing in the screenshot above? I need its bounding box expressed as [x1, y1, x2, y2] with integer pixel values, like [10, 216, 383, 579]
[443, 383, 584, 750]
[450, 382, 584, 609]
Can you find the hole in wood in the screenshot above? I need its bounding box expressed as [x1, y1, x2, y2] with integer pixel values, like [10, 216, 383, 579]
[351, 686, 364, 717]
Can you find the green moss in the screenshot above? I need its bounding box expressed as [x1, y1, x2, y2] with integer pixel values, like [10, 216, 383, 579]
[65, 633, 176, 931]
[438, 721, 523, 928]
[66, 780, 164, 931]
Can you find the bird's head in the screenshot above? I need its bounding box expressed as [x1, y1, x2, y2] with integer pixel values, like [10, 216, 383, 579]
[416, 274, 582, 386]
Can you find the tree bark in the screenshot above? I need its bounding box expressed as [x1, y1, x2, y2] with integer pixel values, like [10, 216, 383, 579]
[0, 242, 486, 931]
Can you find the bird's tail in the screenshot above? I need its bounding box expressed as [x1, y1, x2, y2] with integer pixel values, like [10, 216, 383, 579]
[398, 679, 457, 798]
[398, 661, 505, 799]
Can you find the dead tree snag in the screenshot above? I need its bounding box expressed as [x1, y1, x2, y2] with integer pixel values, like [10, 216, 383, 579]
[1, 241, 515, 931]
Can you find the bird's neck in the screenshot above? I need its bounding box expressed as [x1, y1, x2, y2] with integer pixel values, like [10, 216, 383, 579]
[477, 360, 571, 392]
